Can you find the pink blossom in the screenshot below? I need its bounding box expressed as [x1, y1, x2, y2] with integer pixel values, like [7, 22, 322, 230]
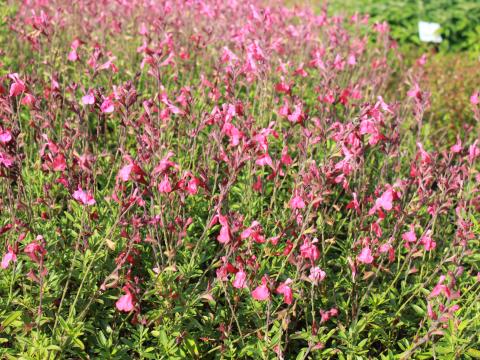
[379, 242, 395, 262]
[471, 91, 479, 105]
[430, 275, 450, 298]
[251, 276, 270, 301]
[281, 146, 293, 166]
[233, 270, 247, 289]
[82, 93, 95, 105]
[450, 137, 462, 154]
[320, 307, 339, 323]
[376, 188, 394, 211]
[468, 141, 480, 163]
[0, 129, 12, 144]
[346, 192, 360, 213]
[427, 302, 437, 320]
[118, 164, 134, 182]
[402, 225, 417, 244]
[276, 279, 293, 305]
[300, 239, 320, 261]
[9, 74, 26, 97]
[68, 49, 78, 62]
[158, 175, 172, 193]
[187, 177, 200, 195]
[21, 93, 36, 107]
[116, 289, 135, 312]
[287, 103, 304, 123]
[1, 246, 17, 269]
[290, 195, 305, 209]
[421, 232, 436, 251]
[373, 21, 389, 33]
[357, 246, 374, 264]
[52, 154, 67, 171]
[24, 237, 46, 264]
[100, 98, 115, 113]
[10, 82, 25, 97]
[0, 152, 14, 168]
[73, 188, 96, 206]
[308, 266, 326, 284]
[407, 83, 421, 99]
[217, 214, 231, 244]
[255, 153, 273, 168]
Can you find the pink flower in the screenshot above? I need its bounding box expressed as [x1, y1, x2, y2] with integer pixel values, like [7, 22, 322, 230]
[421, 231, 436, 251]
[417, 54, 427, 66]
[255, 153, 274, 168]
[68, 49, 78, 62]
[24, 237, 46, 264]
[118, 164, 134, 182]
[376, 188, 393, 211]
[308, 266, 326, 284]
[430, 275, 450, 298]
[0, 152, 14, 168]
[73, 188, 96, 206]
[379, 243, 395, 262]
[0, 129, 12, 144]
[427, 302, 437, 320]
[290, 195, 305, 209]
[158, 175, 172, 193]
[369, 187, 396, 215]
[346, 192, 360, 213]
[100, 98, 115, 113]
[222, 122, 244, 146]
[116, 289, 135, 312]
[187, 177, 200, 195]
[52, 154, 67, 171]
[117, 161, 146, 183]
[1, 246, 17, 269]
[407, 82, 422, 99]
[471, 91, 479, 106]
[10, 82, 25, 97]
[281, 146, 293, 166]
[450, 137, 462, 154]
[252, 276, 270, 301]
[217, 214, 231, 244]
[357, 246, 374, 264]
[287, 103, 304, 123]
[300, 239, 320, 261]
[9, 74, 26, 97]
[21, 93, 36, 107]
[320, 307, 339, 323]
[68, 39, 81, 62]
[233, 270, 247, 289]
[276, 279, 293, 305]
[416, 143, 432, 164]
[82, 93, 95, 105]
[402, 224, 417, 244]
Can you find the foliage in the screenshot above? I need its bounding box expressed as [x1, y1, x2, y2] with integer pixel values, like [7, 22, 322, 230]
[328, 0, 480, 53]
[0, 0, 479, 359]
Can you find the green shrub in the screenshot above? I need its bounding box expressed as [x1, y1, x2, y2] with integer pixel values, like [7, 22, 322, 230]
[329, 0, 480, 53]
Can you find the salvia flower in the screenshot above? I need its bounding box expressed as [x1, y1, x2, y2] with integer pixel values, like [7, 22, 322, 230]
[251, 276, 270, 301]
[116, 288, 135, 312]
[233, 270, 247, 289]
[357, 246, 374, 264]
[1, 246, 17, 269]
[276, 278, 293, 305]
[73, 188, 96, 206]
[308, 266, 326, 284]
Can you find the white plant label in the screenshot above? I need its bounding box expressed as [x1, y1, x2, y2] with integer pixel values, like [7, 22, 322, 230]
[418, 21, 442, 43]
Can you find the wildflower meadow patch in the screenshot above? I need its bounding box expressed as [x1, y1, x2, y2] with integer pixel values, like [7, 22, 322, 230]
[0, 1, 479, 359]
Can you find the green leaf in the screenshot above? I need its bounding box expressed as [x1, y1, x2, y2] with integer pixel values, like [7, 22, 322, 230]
[2, 311, 22, 328]
[467, 348, 480, 359]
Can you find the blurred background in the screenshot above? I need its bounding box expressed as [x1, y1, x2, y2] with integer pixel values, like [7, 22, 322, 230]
[289, 0, 480, 137]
